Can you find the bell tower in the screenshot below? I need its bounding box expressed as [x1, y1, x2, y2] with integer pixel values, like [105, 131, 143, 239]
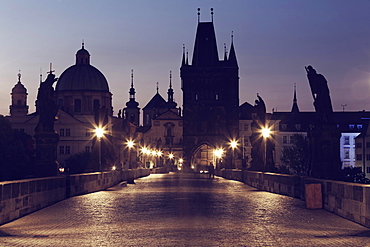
[10, 71, 29, 117]
[123, 70, 140, 126]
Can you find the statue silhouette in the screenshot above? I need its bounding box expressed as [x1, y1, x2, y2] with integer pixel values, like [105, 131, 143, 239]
[35, 74, 58, 133]
[305, 65, 333, 123]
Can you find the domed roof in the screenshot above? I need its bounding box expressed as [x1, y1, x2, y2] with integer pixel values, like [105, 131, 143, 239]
[55, 44, 109, 92]
[12, 73, 27, 94]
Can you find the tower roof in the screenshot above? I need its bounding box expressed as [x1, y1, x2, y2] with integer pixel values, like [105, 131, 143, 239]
[11, 72, 27, 95]
[191, 22, 219, 67]
[143, 93, 166, 110]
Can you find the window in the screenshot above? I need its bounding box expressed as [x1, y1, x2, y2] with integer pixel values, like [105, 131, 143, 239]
[367, 167, 370, 174]
[349, 124, 355, 129]
[356, 143, 363, 149]
[281, 124, 287, 130]
[344, 136, 350, 145]
[358, 124, 363, 129]
[93, 99, 100, 111]
[344, 148, 350, 159]
[59, 146, 65, 154]
[366, 154, 370, 161]
[356, 154, 362, 161]
[244, 124, 249, 131]
[85, 146, 91, 152]
[74, 99, 81, 112]
[66, 129, 70, 137]
[17, 100, 21, 106]
[289, 135, 294, 144]
[282, 136, 288, 144]
[86, 129, 91, 137]
[366, 142, 370, 148]
[65, 146, 70, 154]
[59, 129, 65, 137]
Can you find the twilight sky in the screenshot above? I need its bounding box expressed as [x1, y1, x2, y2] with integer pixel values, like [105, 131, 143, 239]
[1, 0, 370, 116]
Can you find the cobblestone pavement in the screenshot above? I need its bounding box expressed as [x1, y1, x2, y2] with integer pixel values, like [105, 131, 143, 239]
[1, 173, 370, 247]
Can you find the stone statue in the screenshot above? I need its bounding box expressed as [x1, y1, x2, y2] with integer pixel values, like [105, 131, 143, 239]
[254, 93, 266, 124]
[305, 65, 333, 123]
[35, 73, 58, 133]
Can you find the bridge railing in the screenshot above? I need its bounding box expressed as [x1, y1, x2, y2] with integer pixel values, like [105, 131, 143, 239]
[0, 169, 150, 226]
[216, 169, 370, 228]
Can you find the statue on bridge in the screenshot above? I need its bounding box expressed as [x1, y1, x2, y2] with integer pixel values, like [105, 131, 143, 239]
[35, 73, 58, 133]
[305, 65, 333, 123]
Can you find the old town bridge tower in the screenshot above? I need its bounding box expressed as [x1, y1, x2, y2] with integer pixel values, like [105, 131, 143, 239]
[180, 9, 239, 171]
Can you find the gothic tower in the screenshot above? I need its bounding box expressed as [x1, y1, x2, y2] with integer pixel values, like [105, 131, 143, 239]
[10, 72, 29, 117]
[123, 70, 140, 126]
[180, 9, 239, 170]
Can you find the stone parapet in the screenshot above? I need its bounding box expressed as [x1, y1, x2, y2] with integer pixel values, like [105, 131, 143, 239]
[216, 169, 370, 228]
[0, 169, 150, 225]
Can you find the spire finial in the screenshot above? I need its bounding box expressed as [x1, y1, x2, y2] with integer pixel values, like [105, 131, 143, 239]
[131, 69, 134, 88]
[82, 39, 85, 49]
[17, 70, 21, 82]
[224, 43, 228, 61]
[186, 49, 189, 65]
[231, 31, 234, 43]
[47, 63, 54, 75]
[211, 8, 214, 22]
[197, 8, 201, 23]
[40, 67, 42, 83]
[169, 70, 172, 89]
[156, 82, 159, 93]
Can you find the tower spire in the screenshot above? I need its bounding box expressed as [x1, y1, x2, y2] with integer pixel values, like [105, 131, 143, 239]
[291, 83, 300, 113]
[181, 44, 186, 66]
[156, 82, 159, 94]
[228, 31, 238, 67]
[129, 69, 135, 101]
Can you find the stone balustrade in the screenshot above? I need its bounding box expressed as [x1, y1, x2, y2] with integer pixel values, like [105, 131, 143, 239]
[216, 169, 370, 228]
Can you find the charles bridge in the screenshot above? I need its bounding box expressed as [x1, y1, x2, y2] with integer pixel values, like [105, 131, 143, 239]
[0, 168, 370, 246]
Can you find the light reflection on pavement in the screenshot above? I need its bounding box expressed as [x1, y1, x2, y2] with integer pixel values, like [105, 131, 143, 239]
[1, 173, 369, 246]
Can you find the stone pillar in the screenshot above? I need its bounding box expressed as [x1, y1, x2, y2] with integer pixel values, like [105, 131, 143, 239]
[34, 132, 59, 177]
[308, 124, 341, 179]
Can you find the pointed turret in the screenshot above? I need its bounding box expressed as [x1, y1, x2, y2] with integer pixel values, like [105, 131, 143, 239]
[291, 83, 300, 113]
[181, 45, 186, 67]
[228, 32, 238, 68]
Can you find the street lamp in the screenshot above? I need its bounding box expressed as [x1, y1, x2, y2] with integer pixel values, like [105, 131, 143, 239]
[261, 127, 271, 171]
[94, 127, 105, 171]
[230, 140, 238, 169]
[126, 139, 135, 169]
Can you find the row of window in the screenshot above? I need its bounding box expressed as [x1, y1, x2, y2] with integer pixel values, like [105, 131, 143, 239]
[356, 154, 370, 161]
[355, 142, 370, 148]
[59, 128, 71, 137]
[59, 146, 92, 154]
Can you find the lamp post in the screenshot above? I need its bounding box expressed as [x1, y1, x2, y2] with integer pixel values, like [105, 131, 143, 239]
[262, 127, 271, 171]
[95, 127, 105, 171]
[126, 139, 134, 169]
[230, 140, 238, 169]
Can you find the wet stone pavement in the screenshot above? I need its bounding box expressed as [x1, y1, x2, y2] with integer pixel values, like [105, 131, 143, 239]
[1, 173, 370, 247]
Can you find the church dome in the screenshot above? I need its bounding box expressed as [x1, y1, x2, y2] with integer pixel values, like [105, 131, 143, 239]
[12, 73, 27, 94]
[55, 44, 109, 92]
[12, 82, 27, 94]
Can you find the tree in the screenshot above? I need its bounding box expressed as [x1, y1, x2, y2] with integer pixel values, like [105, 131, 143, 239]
[65, 151, 92, 174]
[281, 134, 310, 176]
[0, 115, 34, 181]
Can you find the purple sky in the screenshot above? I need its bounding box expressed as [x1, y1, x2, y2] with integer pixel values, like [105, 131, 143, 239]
[1, 0, 370, 116]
